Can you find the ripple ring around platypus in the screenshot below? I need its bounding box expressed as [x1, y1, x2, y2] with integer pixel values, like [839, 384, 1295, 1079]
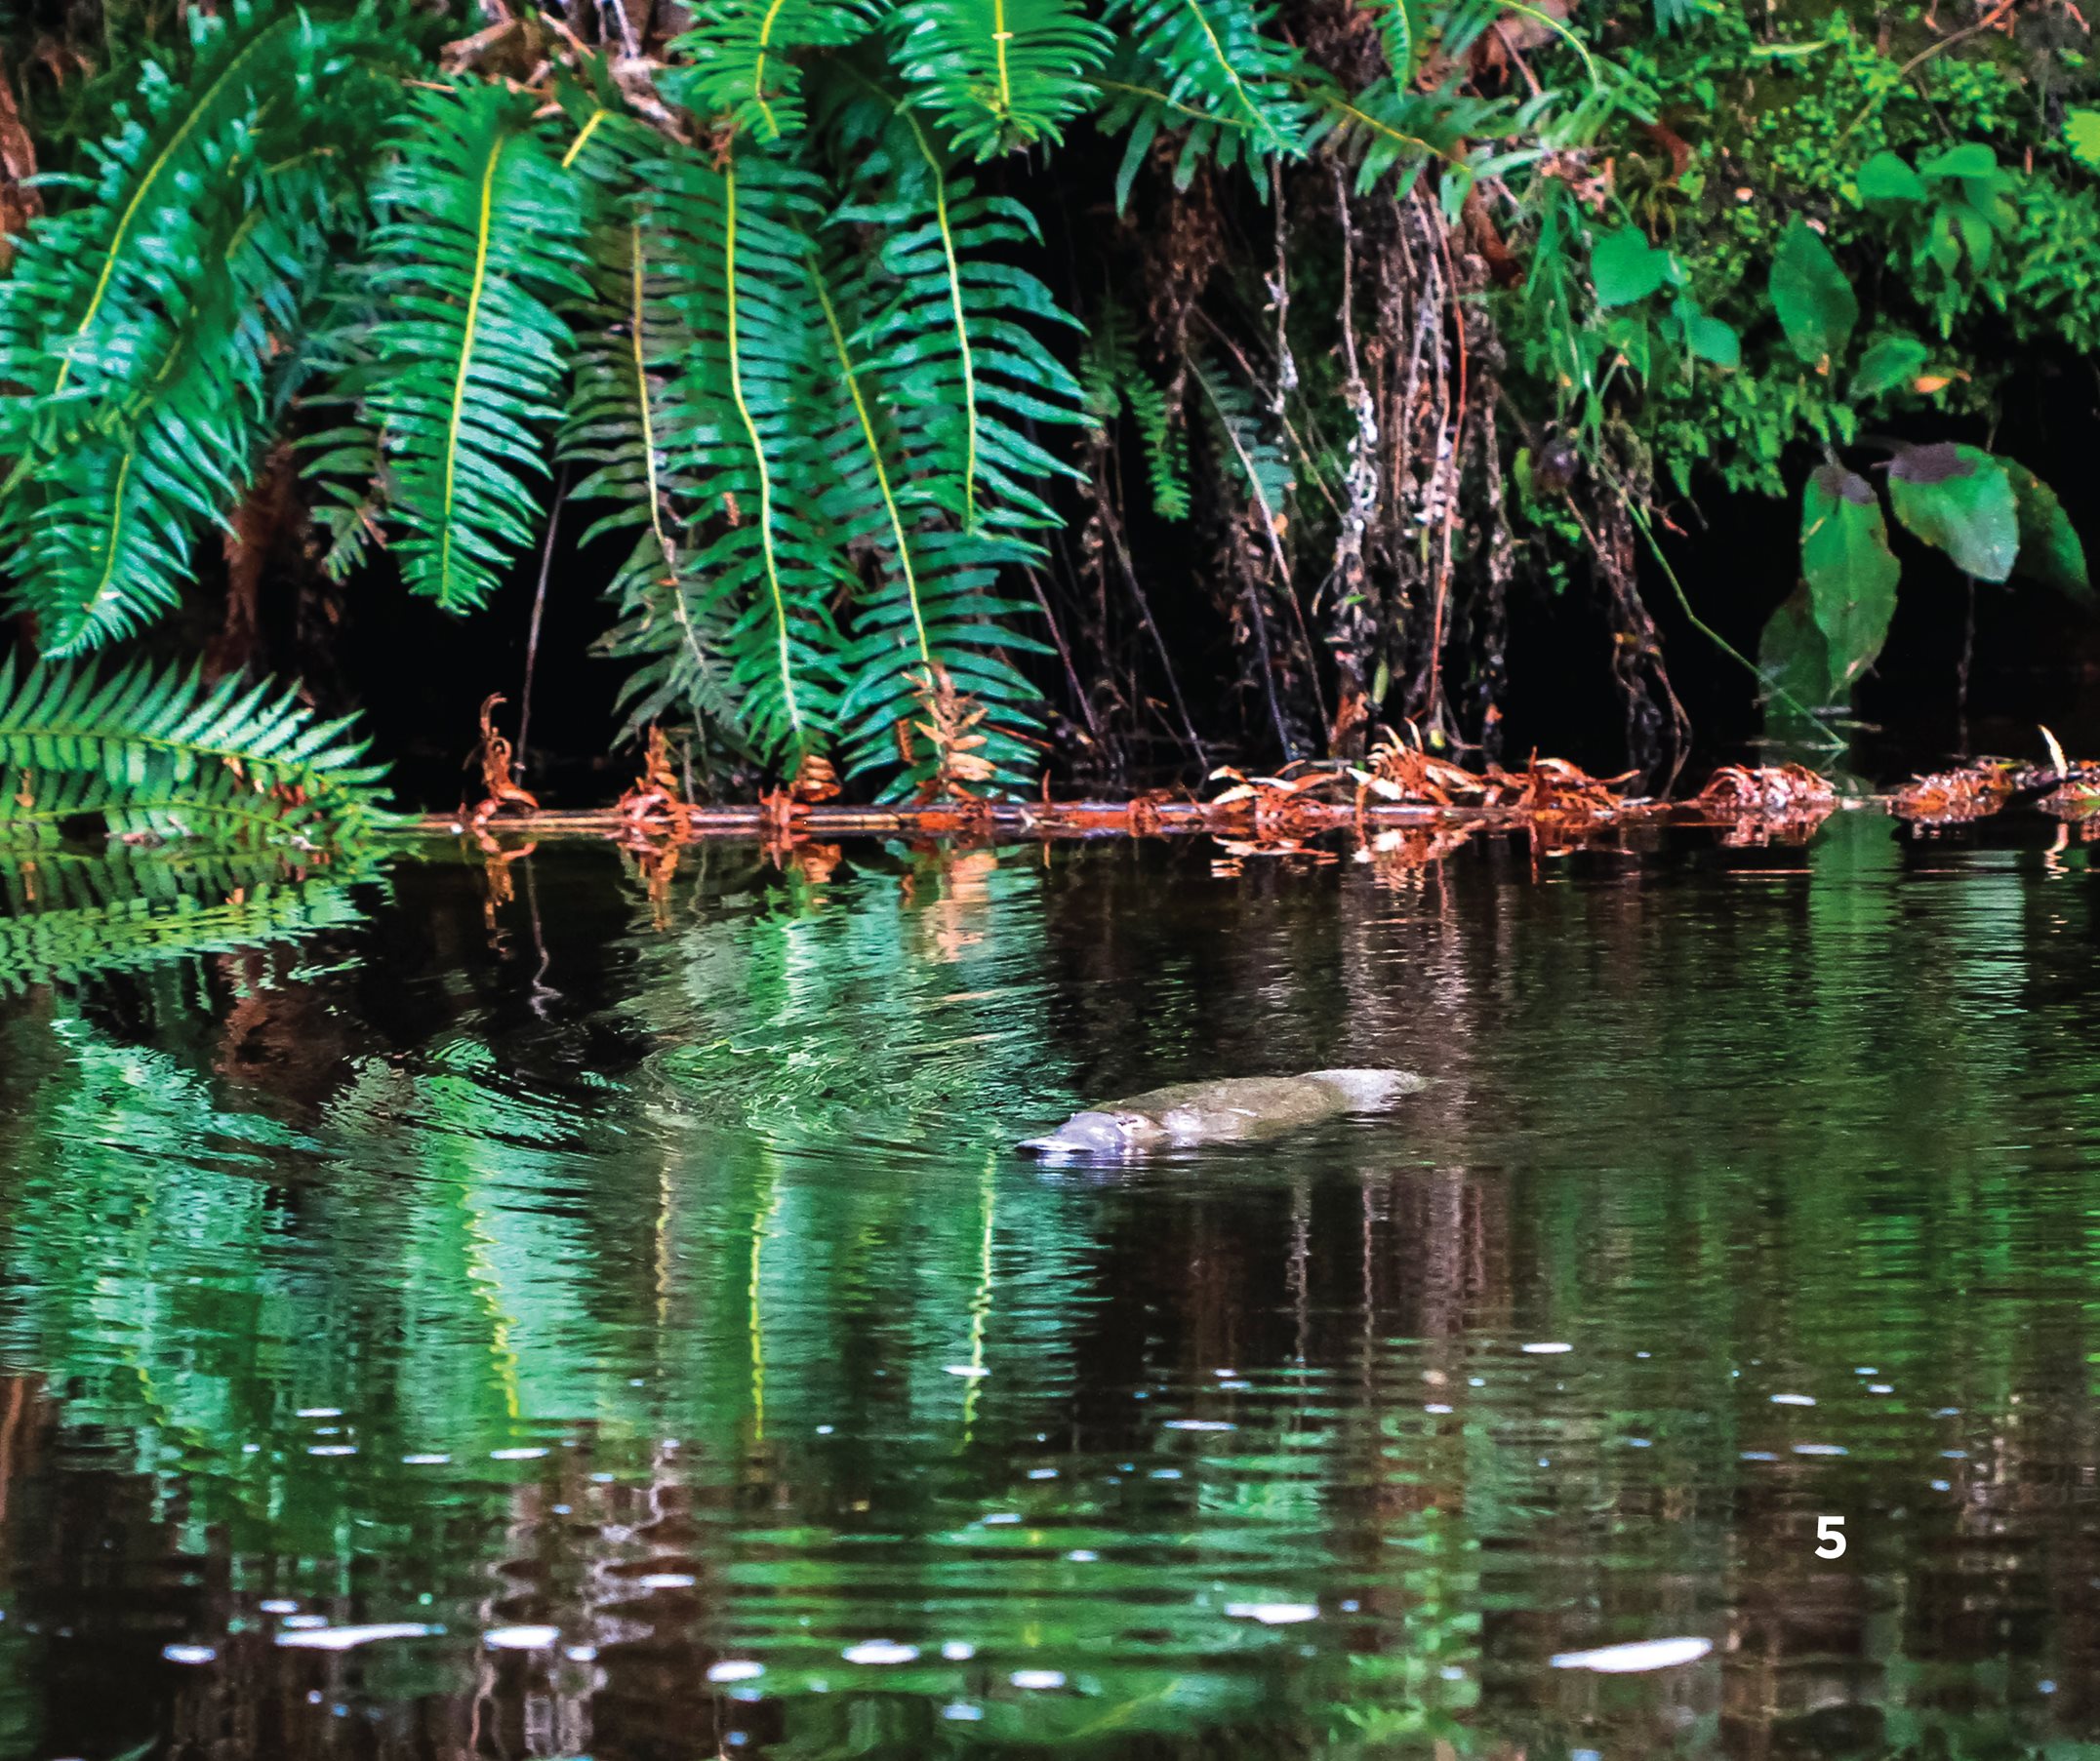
[1018, 1069, 1424, 1159]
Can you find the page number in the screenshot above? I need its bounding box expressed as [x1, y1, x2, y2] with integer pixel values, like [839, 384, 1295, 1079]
[1814, 1515, 1846, 1558]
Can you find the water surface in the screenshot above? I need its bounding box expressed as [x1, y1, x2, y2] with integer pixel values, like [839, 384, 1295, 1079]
[3, 817, 2099, 1759]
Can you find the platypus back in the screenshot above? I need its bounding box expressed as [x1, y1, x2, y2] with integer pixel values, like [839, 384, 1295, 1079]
[1020, 1067, 1422, 1158]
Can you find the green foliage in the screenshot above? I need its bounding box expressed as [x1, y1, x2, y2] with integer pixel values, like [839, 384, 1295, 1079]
[1770, 220, 1858, 372]
[1885, 442, 2018, 583]
[334, 82, 588, 613]
[666, 0, 879, 144]
[891, 0, 1112, 157]
[1799, 464, 1898, 691]
[0, 656, 391, 847]
[0, 847, 374, 991]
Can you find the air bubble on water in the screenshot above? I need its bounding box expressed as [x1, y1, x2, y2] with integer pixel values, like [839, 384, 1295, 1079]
[297, 1408, 341, 1419]
[1793, 1444, 1847, 1457]
[1225, 1603, 1317, 1624]
[1425, 1403, 1452, 1415]
[1931, 1479, 1952, 1492]
[260, 1600, 298, 1615]
[1869, 1384, 1894, 1394]
[1012, 1669, 1067, 1689]
[163, 1644, 216, 1664]
[1029, 1468, 1058, 1479]
[484, 1625, 560, 1650]
[942, 1642, 975, 1661]
[491, 1447, 546, 1461]
[1740, 1451, 1779, 1462]
[1771, 1394, 1815, 1407]
[1521, 1342, 1572, 1354]
[943, 1703, 985, 1721]
[1067, 1549, 1099, 1562]
[708, 1661, 764, 1683]
[637, 1574, 696, 1589]
[843, 1641, 919, 1665]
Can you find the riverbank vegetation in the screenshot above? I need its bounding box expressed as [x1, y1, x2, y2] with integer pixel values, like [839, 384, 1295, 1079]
[1, 0, 2097, 845]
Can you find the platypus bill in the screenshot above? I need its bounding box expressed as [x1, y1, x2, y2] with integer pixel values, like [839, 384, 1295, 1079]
[1019, 1069, 1423, 1159]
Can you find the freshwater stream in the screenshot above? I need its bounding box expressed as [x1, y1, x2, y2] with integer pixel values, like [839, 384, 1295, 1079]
[2, 816, 2098, 1758]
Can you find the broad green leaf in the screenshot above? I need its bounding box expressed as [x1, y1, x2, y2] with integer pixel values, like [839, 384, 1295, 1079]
[2002, 460, 2090, 597]
[1885, 442, 2018, 581]
[1677, 299, 1740, 368]
[1758, 585, 1838, 722]
[1800, 464, 1900, 689]
[1855, 151, 1925, 205]
[2067, 107, 2100, 171]
[1918, 141, 1999, 183]
[1591, 226, 1671, 307]
[1770, 219, 1857, 371]
[1848, 334, 1927, 400]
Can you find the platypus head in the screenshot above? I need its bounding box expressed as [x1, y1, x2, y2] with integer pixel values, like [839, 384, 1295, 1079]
[1018, 1109, 1163, 1160]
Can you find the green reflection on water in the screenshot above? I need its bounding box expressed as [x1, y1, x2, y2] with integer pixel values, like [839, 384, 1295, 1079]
[1, 827, 2099, 1758]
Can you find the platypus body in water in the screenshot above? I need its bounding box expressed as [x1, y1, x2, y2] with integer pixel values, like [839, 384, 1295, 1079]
[1020, 1069, 1423, 1159]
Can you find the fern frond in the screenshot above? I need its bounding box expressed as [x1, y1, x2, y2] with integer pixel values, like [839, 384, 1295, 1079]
[0, 656, 392, 848]
[1097, 0, 1311, 192]
[0, 849, 375, 993]
[0, 5, 398, 654]
[566, 172, 747, 747]
[1363, 0, 1423, 79]
[890, 0, 1113, 158]
[653, 148, 845, 764]
[1081, 298, 1189, 520]
[833, 104, 1087, 537]
[666, 0, 879, 143]
[1192, 351, 1292, 513]
[1303, 76, 1511, 199]
[802, 229, 1048, 798]
[352, 81, 587, 613]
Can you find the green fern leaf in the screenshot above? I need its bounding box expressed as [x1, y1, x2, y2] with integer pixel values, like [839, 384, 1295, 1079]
[803, 228, 1049, 798]
[891, 0, 1113, 158]
[0, 5, 398, 654]
[832, 104, 1087, 537]
[667, 0, 879, 143]
[1098, 0, 1312, 182]
[566, 174, 748, 747]
[651, 148, 846, 765]
[0, 656, 392, 848]
[351, 81, 588, 613]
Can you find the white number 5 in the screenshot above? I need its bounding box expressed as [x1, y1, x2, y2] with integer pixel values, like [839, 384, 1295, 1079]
[1815, 1515, 1847, 1559]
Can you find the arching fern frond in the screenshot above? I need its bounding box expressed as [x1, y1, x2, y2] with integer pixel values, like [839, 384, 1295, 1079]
[802, 229, 1048, 798]
[833, 104, 1087, 537]
[653, 148, 844, 765]
[890, 0, 1113, 158]
[1098, 0, 1312, 182]
[1082, 298, 1190, 520]
[564, 144, 748, 748]
[0, 657, 392, 848]
[0, 5, 398, 655]
[348, 81, 587, 613]
[667, 0, 879, 143]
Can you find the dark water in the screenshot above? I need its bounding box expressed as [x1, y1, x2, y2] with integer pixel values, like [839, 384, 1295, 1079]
[4, 816, 2100, 1759]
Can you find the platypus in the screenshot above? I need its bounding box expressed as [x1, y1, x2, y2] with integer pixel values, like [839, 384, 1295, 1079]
[1019, 1069, 1423, 1158]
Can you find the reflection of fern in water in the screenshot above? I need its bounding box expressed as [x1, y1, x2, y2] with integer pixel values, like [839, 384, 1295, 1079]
[0, 658, 393, 849]
[0, 848, 377, 993]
